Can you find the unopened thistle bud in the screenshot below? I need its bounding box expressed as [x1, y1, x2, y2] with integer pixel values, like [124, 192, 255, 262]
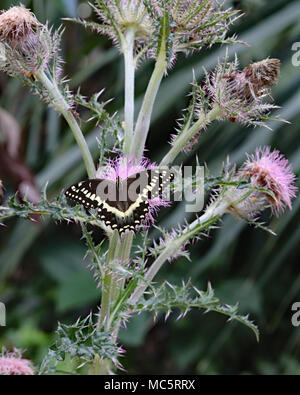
[93, 0, 154, 47]
[0, 5, 58, 76]
[205, 57, 280, 127]
[154, 0, 240, 60]
[225, 147, 297, 219]
[0, 349, 34, 375]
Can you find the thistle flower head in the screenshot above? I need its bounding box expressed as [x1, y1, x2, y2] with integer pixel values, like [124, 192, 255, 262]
[224, 147, 297, 219]
[96, 156, 171, 229]
[243, 58, 280, 90]
[93, 0, 154, 47]
[0, 349, 34, 375]
[0, 4, 40, 41]
[204, 56, 281, 127]
[240, 147, 297, 215]
[96, 155, 156, 181]
[0, 5, 59, 76]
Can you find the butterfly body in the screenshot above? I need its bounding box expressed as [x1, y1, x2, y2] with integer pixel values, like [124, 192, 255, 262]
[65, 169, 173, 234]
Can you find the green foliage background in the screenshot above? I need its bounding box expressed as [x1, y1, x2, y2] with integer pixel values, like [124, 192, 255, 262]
[0, 0, 299, 374]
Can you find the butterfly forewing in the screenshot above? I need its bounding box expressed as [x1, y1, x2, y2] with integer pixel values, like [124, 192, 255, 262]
[65, 169, 174, 234]
[65, 180, 104, 209]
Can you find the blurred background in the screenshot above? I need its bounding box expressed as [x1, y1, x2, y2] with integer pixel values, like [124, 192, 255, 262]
[0, 0, 299, 375]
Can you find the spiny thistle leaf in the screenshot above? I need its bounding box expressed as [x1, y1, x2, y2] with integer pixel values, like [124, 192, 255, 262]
[74, 90, 124, 164]
[154, 0, 243, 62]
[0, 190, 105, 230]
[1, 24, 62, 77]
[170, 75, 199, 148]
[81, 223, 106, 285]
[153, 6, 173, 64]
[132, 281, 259, 341]
[39, 314, 124, 374]
[92, 1, 124, 48]
[63, 17, 107, 35]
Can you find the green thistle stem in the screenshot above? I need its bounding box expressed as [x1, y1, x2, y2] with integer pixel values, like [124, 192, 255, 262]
[89, 355, 111, 375]
[91, 231, 120, 376]
[160, 105, 222, 166]
[128, 199, 230, 305]
[110, 231, 134, 302]
[35, 70, 96, 178]
[92, 231, 133, 375]
[131, 50, 167, 159]
[98, 230, 120, 331]
[123, 28, 136, 156]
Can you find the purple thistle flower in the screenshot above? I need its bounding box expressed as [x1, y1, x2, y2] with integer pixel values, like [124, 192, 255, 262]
[96, 155, 155, 182]
[0, 349, 34, 375]
[240, 147, 297, 215]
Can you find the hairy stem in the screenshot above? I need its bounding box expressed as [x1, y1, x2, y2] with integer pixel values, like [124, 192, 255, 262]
[35, 71, 96, 178]
[92, 231, 133, 375]
[130, 51, 167, 159]
[123, 28, 136, 156]
[89, 355, 111, 375]
[110, 231, 134, 342]
[128, 199, 230, 305]
[98, 230, 120, 331]
[110, 231, 134, 302]
[160, 105, 222, 166]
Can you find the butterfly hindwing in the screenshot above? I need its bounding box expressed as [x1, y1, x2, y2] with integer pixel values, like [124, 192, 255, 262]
[65, 169, 174, 234]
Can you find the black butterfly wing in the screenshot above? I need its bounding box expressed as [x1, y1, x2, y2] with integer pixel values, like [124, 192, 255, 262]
[65, 179, 120, 230]
[65, 169, 174, 234]
[114, 169, 174, 231]
[65, 178, 139, 232]
[125, 169, 174, 201]
[65, 179, 101, 209]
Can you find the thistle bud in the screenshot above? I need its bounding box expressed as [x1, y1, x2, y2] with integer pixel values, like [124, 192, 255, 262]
[205, 57, 281, 127]
[224, 147, 297, 219]
[154, 0, 241, 60]
[0, 5, 58, 76]
[227, 58, 280, 105]
[243, 58, 280, 90]
[0, 4, 40, 41]
[93, 0, 154, 46]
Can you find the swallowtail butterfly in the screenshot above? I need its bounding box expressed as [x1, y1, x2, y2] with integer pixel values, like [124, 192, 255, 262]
[65, 169, 174, 234]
